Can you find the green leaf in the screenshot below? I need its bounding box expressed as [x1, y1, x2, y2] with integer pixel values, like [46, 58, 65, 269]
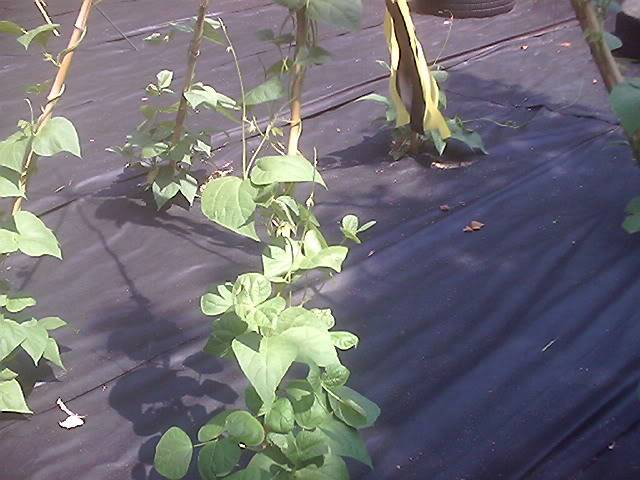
[201, 282, 234, 316]
[604, 31, 622, 50]
[0, 167, 25, 198]
[294, 454, 349, 479]
[0, 228, 19, 255]
[33, 117, 81, 158]
[251, 155, 326, 188]
[0, 21, 25, 36]
[276, 307, 322, 332]
[14, 210, 61, 258]
[303, 229, 327, 255]
[0, 319, 27, 362]
[43, 337, 64, 369]
[321, 365, 350, 388]
[262, 240, 302, 281]
[341, 214, 358, 233]
[244, 77, 286, 106]
[152, 166, 181, 209]
[280, 326, 339, 367]
[225, 467, 272, 480]
[300, 246, 348, 272]
[0, 368, 18, 381]
[307, 0, 362, 31]
[447, 118, 488, 154]
[317, 417, 372, 467]
[38, 316, 66, 330]
[240, 296, 286, 332]
[297, 46, 332, 66]
[340, 214, 360, 243]
[203, 18, 225, 44]
[0, 379, 31, 414]
[154, 427, 193, 480]
[265, 397, 295, 434]
[311, 309, 335, 329]
[17, 24, 60, 49]
[626, 197, 640, 214]
[293, 430, 329, 462]
[610, 80, 640, 136]
[178, 172, 198, 205]
[327, 385, 380, 429]
[198, 410, 233, 442]
[232, 273, 272, 308]
[184, 84, 237, 111]
[0, 131, 30, 172]
[232, 332, 297, 411]
[5, 296, 36, 313]
[204, 313, 248, 357]
[156, 70, 174, 89]
[201, 177, 259, 241]
[330, 331, 359, 350]
[623, 213, 640, 234]
[225, 410, 266, 446]
[245, 386, 263, 415]
[358, 220, 376, 232]
[198, 438, 241, 479]
[19, 320, 49, 365]
[287, 380, 330, 429]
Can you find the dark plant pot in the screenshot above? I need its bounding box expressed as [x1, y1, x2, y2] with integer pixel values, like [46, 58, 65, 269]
[412, 0, 516, 18]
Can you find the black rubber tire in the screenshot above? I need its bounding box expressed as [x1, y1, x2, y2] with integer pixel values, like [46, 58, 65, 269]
[412, 0, 516, 18]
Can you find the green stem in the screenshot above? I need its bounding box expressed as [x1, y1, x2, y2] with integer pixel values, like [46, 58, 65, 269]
[221, 20, 248, 179]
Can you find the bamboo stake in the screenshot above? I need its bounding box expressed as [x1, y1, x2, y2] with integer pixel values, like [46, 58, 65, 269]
[170, 0, 210, 171]
[570, 0, 640, 161]
[570, 0, 624, 91]
[13, 0, 94, 214]
[287, 8, 309, 156]
[34, 0, 60, 36]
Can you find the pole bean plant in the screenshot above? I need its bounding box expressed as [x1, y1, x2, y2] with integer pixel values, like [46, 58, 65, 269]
[151, 0, 381, 479]
[111, 0, 237, 210]
[0, 0, 92, 413]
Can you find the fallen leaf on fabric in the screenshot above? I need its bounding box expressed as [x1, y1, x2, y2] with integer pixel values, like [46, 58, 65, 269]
[464, 220, 485, 232]
[56, 398, 86, 429]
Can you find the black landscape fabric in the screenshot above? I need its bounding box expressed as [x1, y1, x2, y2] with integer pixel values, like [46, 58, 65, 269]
[1, 0, 640, 479]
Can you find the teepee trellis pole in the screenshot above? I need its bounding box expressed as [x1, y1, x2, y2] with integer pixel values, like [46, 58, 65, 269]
[13, 0, 94, 214]
[569, 0, 639, 160]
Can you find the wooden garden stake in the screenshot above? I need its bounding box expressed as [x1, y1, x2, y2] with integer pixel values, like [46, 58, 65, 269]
[287, 8, 309, 156]
[570, 0, 639, 160]
[570, 0, 623, 91]
[171, 0, 210, 169]
[13, 0, 94, 214]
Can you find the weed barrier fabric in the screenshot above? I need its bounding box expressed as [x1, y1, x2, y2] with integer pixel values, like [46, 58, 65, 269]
[1, 1, 640, 479]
